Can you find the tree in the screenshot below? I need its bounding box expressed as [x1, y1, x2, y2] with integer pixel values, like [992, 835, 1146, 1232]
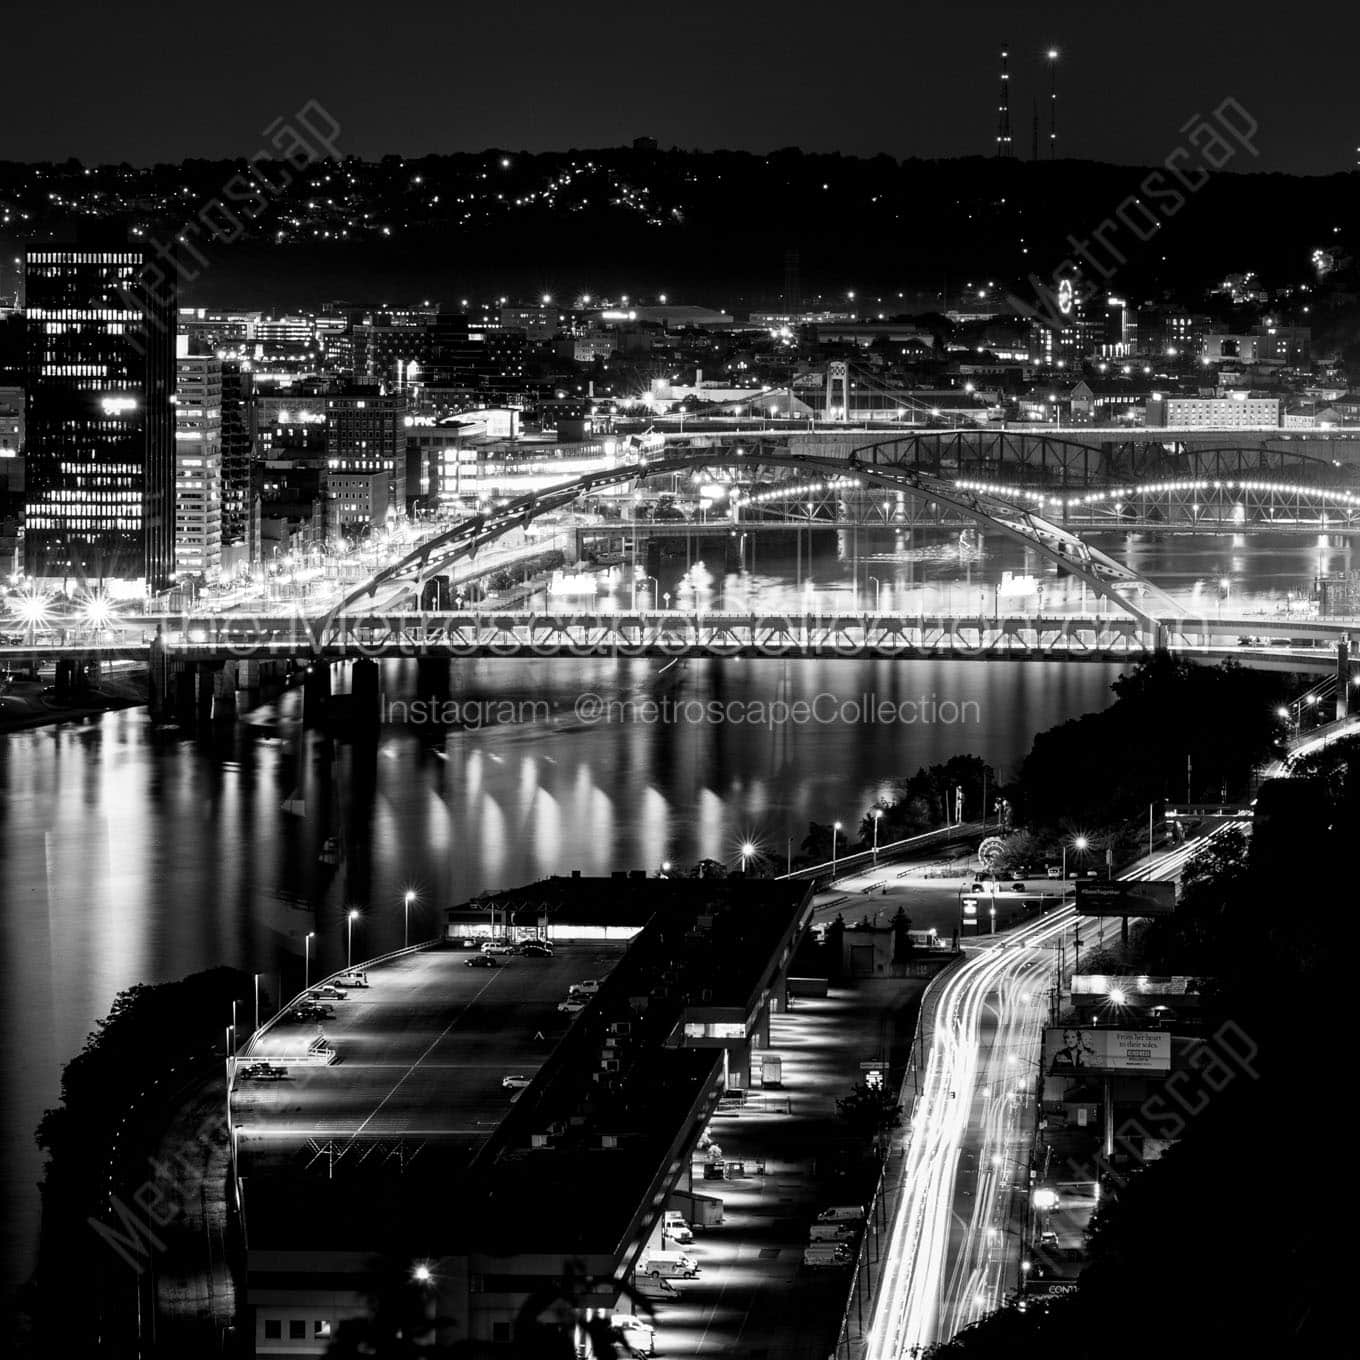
[836, 1081, 903, 1141]
[686, 858, 727, 879]
[802, 821, 848, 863]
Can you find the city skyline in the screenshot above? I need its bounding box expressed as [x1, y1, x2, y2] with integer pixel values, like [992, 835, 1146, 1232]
[0, 10, 1350, 1357]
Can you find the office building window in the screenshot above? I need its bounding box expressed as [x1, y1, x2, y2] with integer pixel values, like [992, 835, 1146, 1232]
[289, 1319, 306, 1339]
[264, 1319, 282, 1339]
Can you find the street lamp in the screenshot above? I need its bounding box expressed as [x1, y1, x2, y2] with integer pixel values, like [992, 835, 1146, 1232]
[347, 909, 360, 969]
[872, 809, 883, 861]
[404, 890, 415, 948]
[1061, 835, 1089, 891]
[869, 575, 883, 611]
[740, 840, 757, 872]
[254, 972, 261, 1033]
[832, 821, 843, 879]
[305, 932, 315, 990]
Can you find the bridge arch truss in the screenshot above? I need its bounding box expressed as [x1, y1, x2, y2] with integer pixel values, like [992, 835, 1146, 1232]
[322, 449, 1186, 647]
[844, 428, 1353, 490]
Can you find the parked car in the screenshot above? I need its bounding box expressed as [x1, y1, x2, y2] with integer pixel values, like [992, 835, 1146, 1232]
[293, 1001, 333, 1020]
[808, 1222, 857, 1242]
[502, 1073, 532, 1089]
[465, 954, 500, 968]
[634, 1275, 678, 1299]
[313, 985, 347, 1000]
[518, 941, 554, 956]
[816, 1205, 865, 1223]
[803, 1243, 852, 1268]
[569, 979, 601, 997]
[1009, 882, 1026, 892]
[558, 998, 587, 1014]
[481, 941, 514, 956]
[610, 1315, 655, 1356]
[240, 1062, 288, 1081]
[336, 972, 369, 988]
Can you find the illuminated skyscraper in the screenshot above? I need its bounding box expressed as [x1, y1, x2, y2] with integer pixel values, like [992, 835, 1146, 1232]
[22, 240, 176, 589]
[174, 350, 223, 579]
[219, 358, 255, 549]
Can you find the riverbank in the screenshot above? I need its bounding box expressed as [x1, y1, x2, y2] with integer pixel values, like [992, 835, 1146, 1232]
[0, 667, 149, 734]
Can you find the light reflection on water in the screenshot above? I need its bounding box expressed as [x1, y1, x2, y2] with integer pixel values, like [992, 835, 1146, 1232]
[0, 528, 1347, 1292]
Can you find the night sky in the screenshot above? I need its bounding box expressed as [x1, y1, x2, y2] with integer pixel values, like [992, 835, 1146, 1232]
[4, 0, 1357, 175]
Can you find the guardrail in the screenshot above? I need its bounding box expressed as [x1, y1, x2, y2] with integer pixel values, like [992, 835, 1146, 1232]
[236, 934, 442, 1066]
[832, 951, 966, 1360]
[781, 820, 988, 889]
[227, 934, 444, 1197]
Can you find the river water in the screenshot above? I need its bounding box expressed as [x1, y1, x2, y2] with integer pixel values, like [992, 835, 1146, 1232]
[0, 528, 1346, 1295]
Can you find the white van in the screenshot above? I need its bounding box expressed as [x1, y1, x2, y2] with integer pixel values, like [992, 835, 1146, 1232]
[808, 1222, 857, 1242]
[803, 1243, 852, 1268]
[816, 1205, 865, 1223]
[642, 1250, 699, 1280]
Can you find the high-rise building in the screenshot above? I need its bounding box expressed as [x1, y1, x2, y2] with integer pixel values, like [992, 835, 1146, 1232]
[324, 388, 407, 520]
[22, 240, 176, 589]
[174, 352, 223, 579]
[219, 360, 255, 547]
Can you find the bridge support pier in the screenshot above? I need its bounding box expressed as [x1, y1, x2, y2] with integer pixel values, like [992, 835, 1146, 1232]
[196, 664, 216, 722]
[417, 657, 450, 704]
[148, 627, 169, 719]
[351, 658, 381, 730]
[302, 662, 332, 727]
[173, 666, 196, 723]
[213, 661, 239, 722]
[1339, 641, 1350, 720]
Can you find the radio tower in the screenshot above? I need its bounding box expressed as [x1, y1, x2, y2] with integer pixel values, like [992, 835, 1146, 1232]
[1047, 48, 1060, 157]
[996, 45, 1013, 156]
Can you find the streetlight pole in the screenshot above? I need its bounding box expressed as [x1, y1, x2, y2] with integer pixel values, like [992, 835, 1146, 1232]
[404, 890, 415, 949]
[872, 809, 882, 861]
[253, 973, 260, 1033]
[348, 910, 359, 969]
[869, 575, 882, 611]
[305, 932, 315, 990]
[832, 821, 842, 880]
[1061, 835, 1088, 898]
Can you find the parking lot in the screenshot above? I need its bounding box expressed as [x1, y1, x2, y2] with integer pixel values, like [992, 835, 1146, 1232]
[232, 941, 627, 1153]
[630, 982, 927, 1360]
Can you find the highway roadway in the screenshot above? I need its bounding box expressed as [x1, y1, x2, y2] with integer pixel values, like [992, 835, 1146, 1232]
[864, 824, 1239, 1358]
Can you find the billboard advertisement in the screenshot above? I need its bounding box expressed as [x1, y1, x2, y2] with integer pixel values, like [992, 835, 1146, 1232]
[1074, 879, 1176, 917]
[1043, 1027, 1171, 1074]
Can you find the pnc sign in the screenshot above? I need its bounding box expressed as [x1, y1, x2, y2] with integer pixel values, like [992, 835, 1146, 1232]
[1056, 278, 1075, 316]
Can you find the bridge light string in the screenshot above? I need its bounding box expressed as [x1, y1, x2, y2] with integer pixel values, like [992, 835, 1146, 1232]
[954, 477, 1360, 510]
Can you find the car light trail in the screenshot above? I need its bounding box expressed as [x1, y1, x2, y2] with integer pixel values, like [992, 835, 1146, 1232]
[866, 824, 1242, 1358]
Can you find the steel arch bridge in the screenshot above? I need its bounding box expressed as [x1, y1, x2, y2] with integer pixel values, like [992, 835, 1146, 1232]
[727, 470, 1360, 533]
[323, 449, 1186, 642]
[839, 428, 1350, 489]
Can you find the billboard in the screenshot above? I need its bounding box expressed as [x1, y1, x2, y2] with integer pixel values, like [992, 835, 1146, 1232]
[1043, 1027, 1171, 1074]
[1074, 879, 1176, 917]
